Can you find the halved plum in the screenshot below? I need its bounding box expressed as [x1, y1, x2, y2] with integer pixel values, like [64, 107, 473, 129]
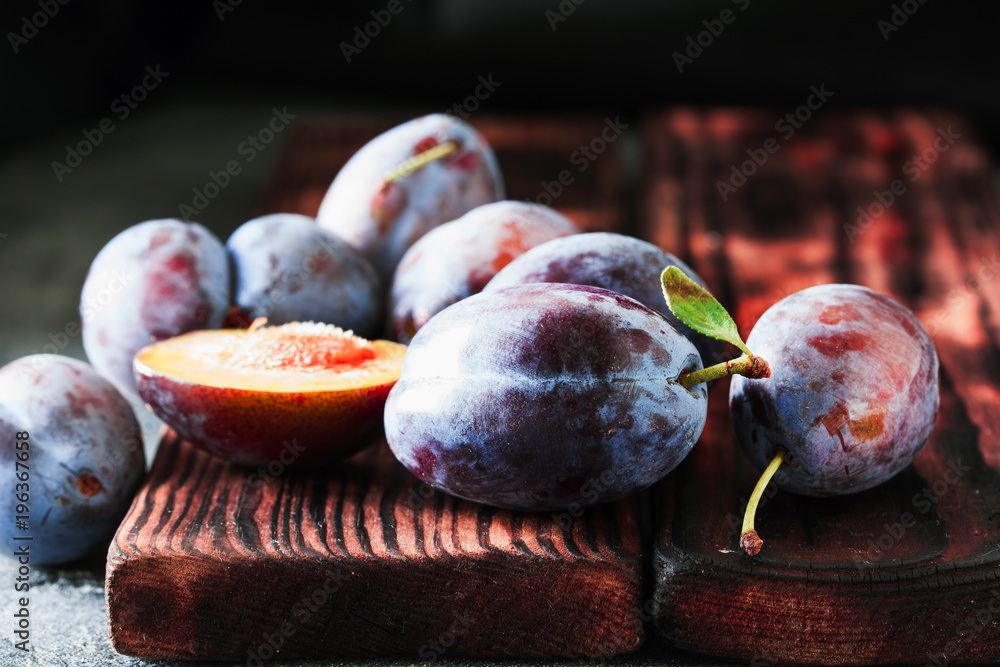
[134, 321, 406, 468]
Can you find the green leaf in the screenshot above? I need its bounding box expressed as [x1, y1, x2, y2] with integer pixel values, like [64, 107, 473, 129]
[660, 266, 751, 355]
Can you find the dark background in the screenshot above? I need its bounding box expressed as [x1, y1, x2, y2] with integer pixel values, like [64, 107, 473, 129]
[2, 0, 999, 153]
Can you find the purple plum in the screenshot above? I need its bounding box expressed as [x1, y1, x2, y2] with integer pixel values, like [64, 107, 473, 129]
[227, 213, 381, 338]
[730, 284, 939, 498]
[389, 200, 578, 343]
[384, 283, 707, 512]
[80, 219, 229, 397]
[484, 232, 730, 370]
[0, 355, 144, 565]
[316, 114, 504, 283]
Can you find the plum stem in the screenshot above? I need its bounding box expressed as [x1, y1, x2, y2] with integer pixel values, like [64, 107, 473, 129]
[677, 353, 771, 388]
[384, 140, 460, 185]
[740, 447, 787, 556]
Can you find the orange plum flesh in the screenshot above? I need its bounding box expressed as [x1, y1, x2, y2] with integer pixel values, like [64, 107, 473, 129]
[134, 321, 406, 468]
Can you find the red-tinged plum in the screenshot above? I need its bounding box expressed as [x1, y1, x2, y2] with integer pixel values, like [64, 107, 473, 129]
[227, 213, 381, 338]
[316, 114, 504, 283]
[0, 355, 144, 565]
[80, 219, 229, 397]
[384, 283, 708, 512]
[135, 321, 406, 468]
[484, 232, 730, 369]
[730, 284, 939, 555]
[390, 201, 579, 343]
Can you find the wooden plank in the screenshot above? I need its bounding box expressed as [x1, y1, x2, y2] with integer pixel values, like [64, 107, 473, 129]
[106, 432, 643, 660]
[646, 108, 1000, 664]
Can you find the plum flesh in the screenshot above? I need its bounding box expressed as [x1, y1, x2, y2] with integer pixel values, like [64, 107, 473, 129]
[729, 284, 939, 497]
[389, 200, 578, 343]
[0, 355, 144, 565]
[484, 232, 729, 370]
[384, 283, 707, 512]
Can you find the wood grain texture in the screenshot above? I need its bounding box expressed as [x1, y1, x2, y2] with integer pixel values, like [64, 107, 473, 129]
[106, 433, 643, 660]
[255, 114, 631, 235]
[646, 108, 1000, 665]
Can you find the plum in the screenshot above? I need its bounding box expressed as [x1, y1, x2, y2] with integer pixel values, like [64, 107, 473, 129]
[227, 213, 381, 338]
[80, 218, 229, 397]
[389, 201, 579, 343]
[384, 283, 708, 512]
[484, 232, 730, 370]
[729, 284, 939, 554]
[0, 355, 144, 565]
[316, 114, 504, 283]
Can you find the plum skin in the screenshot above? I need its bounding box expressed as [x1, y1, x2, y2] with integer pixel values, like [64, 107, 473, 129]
[484, 232, 730, 370]
[316, 114, 504, 283]
[389, 201, 579, 343]
[227, 213, 381, 338]
[729, 284, 939, 497]
[384, 283, 707, 512]
[0, 356, 145, 565]
[80, 218, 229, 397]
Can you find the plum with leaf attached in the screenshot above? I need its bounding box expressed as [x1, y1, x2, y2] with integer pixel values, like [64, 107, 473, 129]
[729, 284, 939, 556]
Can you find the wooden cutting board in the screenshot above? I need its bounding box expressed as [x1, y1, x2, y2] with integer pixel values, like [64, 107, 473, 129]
[106, 111, 1000, 663]
[645, 108, 1000, 665]
[106, 116, 644, 661]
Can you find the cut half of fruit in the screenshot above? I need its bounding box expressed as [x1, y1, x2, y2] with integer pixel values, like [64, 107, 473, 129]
[134, 321, 406, 468]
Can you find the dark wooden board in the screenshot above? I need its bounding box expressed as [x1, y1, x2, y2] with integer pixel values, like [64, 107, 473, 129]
[645, 108, 1000, 665]
[106, 115, 644, 661]
[106, 433, 643, 660]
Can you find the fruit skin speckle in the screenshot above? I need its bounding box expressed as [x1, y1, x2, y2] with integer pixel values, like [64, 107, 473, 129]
[730, 284, 939, 497]
[80, 218, 229, 398]
[0, 355, 145, 565]
[389, 201, 579, 344]
[384, 283, 708, 512]
[316, 114, 505, 285]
